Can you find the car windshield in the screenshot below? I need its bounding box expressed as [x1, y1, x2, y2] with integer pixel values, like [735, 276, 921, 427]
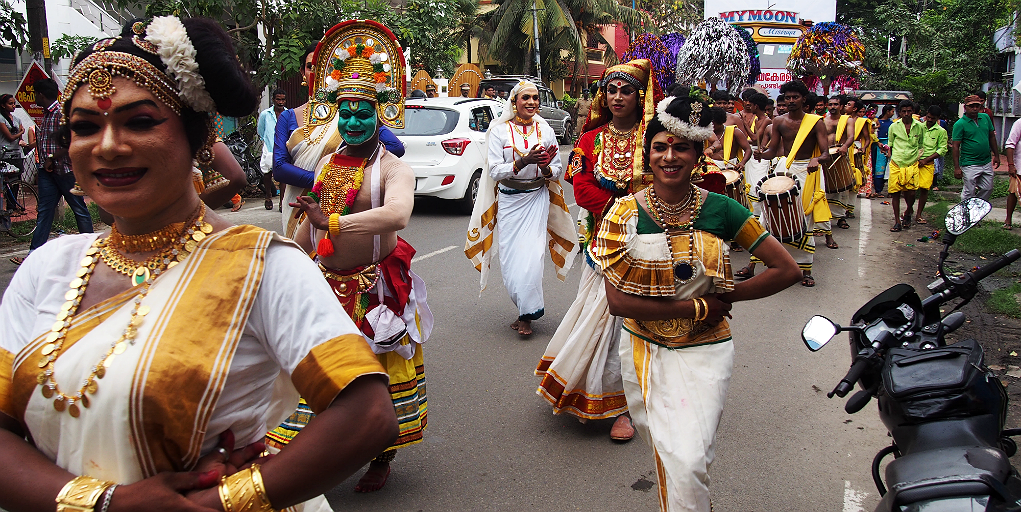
[391, 107, 460, 136]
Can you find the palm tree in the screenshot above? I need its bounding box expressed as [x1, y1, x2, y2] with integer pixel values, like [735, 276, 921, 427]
[478, 0, 648, 87]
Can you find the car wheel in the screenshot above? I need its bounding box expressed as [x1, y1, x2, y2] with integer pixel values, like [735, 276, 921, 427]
[559, 118, 574, 145]
[459, 170, 482, 215]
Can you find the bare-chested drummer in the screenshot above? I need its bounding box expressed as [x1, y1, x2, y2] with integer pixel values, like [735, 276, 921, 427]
[821, 95, 855, 248]
[740, 80, 832, 287]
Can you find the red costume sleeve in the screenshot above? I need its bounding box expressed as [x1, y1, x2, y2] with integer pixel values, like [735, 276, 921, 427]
[566, 129, 614, 218]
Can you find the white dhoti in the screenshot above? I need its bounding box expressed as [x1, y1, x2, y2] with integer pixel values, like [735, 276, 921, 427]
[765, 158, 824, 271]
[826, 189, 854, 220]
[497, 186, 550, 320]
[536, 263, 627, 419]
[620, 333, 734, 512]
[744, 147, 771, 216]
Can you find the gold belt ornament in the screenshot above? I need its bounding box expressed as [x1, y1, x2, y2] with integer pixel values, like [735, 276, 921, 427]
[319, 263, 378, 296]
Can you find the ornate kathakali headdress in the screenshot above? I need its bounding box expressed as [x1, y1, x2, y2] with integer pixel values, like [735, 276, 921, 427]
[308, 20, 407, 129]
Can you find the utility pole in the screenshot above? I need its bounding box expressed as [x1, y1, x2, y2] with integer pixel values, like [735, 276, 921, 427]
[26, 0, 52, 75]
[530, 0, 542, 82]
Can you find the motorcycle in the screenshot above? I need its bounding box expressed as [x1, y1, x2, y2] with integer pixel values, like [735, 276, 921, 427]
[801, 197, 1021, 512]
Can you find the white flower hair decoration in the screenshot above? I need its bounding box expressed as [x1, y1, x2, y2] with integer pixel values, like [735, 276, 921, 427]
[145, 16, 217, 114]
[656, 96, 714, 141]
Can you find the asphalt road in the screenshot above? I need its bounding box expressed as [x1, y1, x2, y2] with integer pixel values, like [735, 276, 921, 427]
[0, 149, 952, 511]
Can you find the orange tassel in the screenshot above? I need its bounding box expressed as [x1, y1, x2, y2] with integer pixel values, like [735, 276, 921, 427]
[317, 238, 335, 257]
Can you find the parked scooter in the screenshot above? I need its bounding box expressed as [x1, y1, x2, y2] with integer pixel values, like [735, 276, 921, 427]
[802, 198, 1021, 512]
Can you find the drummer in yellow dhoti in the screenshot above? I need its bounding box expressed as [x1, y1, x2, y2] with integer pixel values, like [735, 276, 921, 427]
[821, 95, 855, 247]
[741, 92, 773, 214]
[746, 80, 832, 287]
[845, 98, 873, 209]
[465, 80, 578, 336]
[704, 107, 752, 252]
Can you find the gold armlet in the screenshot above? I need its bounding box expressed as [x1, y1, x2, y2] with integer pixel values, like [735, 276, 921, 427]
[328, 213, 341, 238]
[219, 464, 276, 512]
[55, 476, 115, 512]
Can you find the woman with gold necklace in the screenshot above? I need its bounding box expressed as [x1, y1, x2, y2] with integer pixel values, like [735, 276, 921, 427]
[593, 87, 801, 512]
[465, 80, 577, 337]
[0, 18, 397, 512]
[535, 60, 661, 442]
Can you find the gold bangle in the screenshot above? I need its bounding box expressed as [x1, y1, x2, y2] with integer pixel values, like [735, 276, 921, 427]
[328, 213, 341, 238]
[219, 464, 275, 512]
[691, 299, 702, 321]
[56, 476, 115, 512]
[696, 298, 709, 322]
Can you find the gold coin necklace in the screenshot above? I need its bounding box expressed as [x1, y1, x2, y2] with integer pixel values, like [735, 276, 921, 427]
[37, 208, 209, 417]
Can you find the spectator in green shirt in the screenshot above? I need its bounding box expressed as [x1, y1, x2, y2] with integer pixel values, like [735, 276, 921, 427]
[951, 94, 1001, 201]
[883, 100, 925, 231]
[914, 105, 948, 222]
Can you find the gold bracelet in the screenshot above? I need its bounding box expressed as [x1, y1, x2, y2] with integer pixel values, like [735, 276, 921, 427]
[696, 298, 709, 322]
[328, 213, 341, 238]
[691, 299, 702, 321]
[56, 476, 115, 512]
[219, 464, 276, 512]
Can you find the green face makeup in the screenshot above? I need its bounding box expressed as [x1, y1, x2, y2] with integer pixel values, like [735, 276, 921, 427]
[337, 100, 378, 146]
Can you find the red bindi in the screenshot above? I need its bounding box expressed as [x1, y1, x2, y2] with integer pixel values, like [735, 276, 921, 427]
[667, 137, 674, 144]
[97, 97, 112, 110]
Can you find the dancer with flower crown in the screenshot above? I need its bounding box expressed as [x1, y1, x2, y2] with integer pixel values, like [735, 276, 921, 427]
[596, 85, 801, 511]
[0, 17, 397, 512]
[285, 20, 432, 493]
[535, 60, 661, 441]
[465, 80, 577, 337]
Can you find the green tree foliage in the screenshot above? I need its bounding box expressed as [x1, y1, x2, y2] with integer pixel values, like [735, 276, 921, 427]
[634, 0, 702, 37]
[399, 0, 478, 76]
[0, 0, 28, 50]
[124, 0, 470, 90]
[846, 0, 1017, 107]
[49, 34, 99, 62]
[478, 0, 648, 82]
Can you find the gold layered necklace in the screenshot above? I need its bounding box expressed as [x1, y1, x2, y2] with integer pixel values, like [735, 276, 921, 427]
[36, 207, 211, 418]
[101, 205, 212, 286]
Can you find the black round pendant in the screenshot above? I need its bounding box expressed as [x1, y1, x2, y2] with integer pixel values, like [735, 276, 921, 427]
[674, 262, 694, 281]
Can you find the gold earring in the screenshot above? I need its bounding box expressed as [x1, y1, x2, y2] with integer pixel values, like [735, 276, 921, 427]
[195, 119, 217, 166]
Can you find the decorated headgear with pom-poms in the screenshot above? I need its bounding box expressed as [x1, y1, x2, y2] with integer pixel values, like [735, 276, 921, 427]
[786, 22, 866, 82]
[620, 33, 675, 93]
[675, 17, 750, 95]
[308, 20, 407, 128]
[732, 24, 760, 85]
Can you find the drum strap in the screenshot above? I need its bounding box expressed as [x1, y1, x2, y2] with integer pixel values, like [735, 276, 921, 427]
[785, 114, 822, 170]
[835, 114, 850, 142]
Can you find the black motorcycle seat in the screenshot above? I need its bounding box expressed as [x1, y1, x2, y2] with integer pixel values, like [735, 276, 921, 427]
[885, 446, 1012, 506]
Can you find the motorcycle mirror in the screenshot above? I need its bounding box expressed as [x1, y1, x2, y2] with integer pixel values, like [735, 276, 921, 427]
[944, 197, 991, 235]
[802, 315, 839, 351]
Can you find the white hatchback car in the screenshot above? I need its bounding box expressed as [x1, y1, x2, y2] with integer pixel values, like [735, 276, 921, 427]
[393, 97, 504, 214]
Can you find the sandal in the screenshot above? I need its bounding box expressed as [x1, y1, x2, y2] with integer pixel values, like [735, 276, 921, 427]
[890, 222, 902, 232]
[825, 239, 839, 249]
[1003, 224, 1013, 230]
[846, 211, 855, 219]
[9, 256, 23, 265]
[734, 266, 755, 280]
[902, 212, 913, 229]
[801, 274, 815, 287]
[264, 199, 274, 210]
[730, 242, 744, 253]
[836, 218, 850, 229]
[916, 218, 928, 225]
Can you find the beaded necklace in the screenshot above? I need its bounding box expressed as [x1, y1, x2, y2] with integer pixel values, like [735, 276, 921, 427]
[646, 184, 704, 283]
[38, 208, 206, 418]
[509, 120, 538, 154]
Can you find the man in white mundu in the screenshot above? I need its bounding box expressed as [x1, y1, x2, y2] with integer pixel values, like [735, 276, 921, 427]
[465, 80, 577, 336]
[750, 80, 833, 288]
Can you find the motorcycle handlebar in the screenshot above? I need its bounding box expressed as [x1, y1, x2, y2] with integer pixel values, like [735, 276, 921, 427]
[972, 249, 1020, 282]
[830, 358, 871, 398]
